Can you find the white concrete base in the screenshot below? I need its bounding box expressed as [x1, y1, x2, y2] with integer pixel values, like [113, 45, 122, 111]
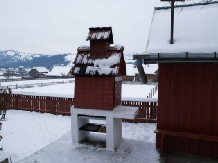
[71, 105, 138, 149]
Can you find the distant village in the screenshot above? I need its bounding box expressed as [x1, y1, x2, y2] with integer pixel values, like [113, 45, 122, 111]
[0, 63, 158, 84]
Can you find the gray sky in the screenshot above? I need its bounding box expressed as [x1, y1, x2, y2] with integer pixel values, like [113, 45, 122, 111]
[0, 0, 200, 55]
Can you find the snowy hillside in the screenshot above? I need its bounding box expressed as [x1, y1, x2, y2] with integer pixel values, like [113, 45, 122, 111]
[0, 0, 202, 68]
[0, 50, 76, 68]
[0, 50, 137, 68]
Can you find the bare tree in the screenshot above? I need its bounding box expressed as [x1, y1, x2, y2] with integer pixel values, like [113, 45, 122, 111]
[0, 87, 12, 151]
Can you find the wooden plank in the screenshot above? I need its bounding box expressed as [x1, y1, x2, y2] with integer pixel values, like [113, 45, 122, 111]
[158, 63, 169, 129]
[202, 63, 213, 135]
[154, 129, 218, 142]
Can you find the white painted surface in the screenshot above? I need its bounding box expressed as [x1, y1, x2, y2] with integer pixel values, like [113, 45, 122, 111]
[71, 106, 139, 148]
[113, 105, 139, 119]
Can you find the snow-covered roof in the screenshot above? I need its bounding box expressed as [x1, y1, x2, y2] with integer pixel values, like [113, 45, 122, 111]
[0, 71, 3, 76]
[142, 64, 158, 74]
[126, 64, 137, 76]
[126, 64, 158, 76]
[73, 52, 125, 76]
[72, 27, 126, 76]
[147, 2, 218, 53]
[46, 66, 72, 76]
[32, 67, 49, 73]
[134, 2, 218, 61]
[86, 27, 113, 44]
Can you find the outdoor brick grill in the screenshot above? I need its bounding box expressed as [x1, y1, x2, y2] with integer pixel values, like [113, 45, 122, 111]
[72, 27, 126, 110]
[71, 27, 138, 148]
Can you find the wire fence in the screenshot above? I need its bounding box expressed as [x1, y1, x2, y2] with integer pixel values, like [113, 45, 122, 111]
[0, 79, 75, 90]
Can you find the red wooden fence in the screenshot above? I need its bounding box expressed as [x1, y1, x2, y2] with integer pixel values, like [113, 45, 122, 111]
[121, 100, 158, 123]
[8, 94, 157, 123]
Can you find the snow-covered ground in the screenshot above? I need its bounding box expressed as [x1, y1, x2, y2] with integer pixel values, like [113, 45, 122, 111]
[1, 78, 158, 99]
[11, 83, 157, 99]
[0, 79, 158, 162]
[0, 110, 157, 163]
[0, 78, 74, 87]
[0, 110, 71, 162]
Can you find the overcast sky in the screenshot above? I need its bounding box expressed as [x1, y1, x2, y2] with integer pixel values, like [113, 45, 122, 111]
[0, 0, 200, 55]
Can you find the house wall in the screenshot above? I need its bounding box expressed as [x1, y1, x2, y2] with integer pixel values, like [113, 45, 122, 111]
[29, 69, 38, 78]
[157, 62, 218, 158]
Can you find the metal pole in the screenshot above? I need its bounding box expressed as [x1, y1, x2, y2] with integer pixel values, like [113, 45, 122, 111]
[170, 0, 174, 44]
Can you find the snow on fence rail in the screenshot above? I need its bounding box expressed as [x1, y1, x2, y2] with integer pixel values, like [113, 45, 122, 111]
[147, 83, 158, 98]
[0, 80, 75, 90]
[121, 99, 158, 123]
[7, 94, 158, 123]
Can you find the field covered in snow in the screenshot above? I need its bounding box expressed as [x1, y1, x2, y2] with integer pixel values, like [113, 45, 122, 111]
[0, 79, 158, 162]
[0, 110, 157, 162]
[1, 78, 158, 99]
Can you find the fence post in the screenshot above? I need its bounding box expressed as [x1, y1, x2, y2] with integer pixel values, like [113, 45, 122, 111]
[16, 95, 19, 109]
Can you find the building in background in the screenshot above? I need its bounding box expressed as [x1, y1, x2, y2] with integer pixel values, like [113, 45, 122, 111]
[134, 2, 218, 158]
[29, 67, 49, 78]
[46, 66, 73, 78]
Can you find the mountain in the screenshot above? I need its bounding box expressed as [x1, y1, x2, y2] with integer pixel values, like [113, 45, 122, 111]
[0, 50, 76, 68]
[0, 50, 135, 69]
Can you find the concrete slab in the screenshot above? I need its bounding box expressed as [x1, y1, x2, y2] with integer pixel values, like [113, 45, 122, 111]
[18, 131, 162, 163]
[17, 131, 218, 163]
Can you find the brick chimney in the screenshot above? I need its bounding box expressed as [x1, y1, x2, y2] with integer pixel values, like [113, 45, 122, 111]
[72, 27, 126, 110]
[87, 27, 113, 57]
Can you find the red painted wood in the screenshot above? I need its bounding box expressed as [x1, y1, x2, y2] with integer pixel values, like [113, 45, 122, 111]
[158, 63, 169, 129]
[157, 62, 218, 158]
[8, 94, 157, 122]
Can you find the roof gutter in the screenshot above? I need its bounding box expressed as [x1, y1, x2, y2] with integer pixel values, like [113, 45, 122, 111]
[133, 52, 218, 63]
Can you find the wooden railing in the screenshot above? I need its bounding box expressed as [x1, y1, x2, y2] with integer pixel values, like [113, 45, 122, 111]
[8, 94, 158, 123]
[121, 99, 158, 123]
[8, 94, 73, 116]
[147, 83, 158, 98]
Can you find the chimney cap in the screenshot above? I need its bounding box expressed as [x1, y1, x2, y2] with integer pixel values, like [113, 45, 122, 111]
[86, 27, 113, 44]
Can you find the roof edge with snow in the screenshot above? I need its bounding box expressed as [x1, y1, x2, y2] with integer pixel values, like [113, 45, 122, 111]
[133, 52, 218, 62]
[155, 1, 218, 11]
[134, 1, 218, 62]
